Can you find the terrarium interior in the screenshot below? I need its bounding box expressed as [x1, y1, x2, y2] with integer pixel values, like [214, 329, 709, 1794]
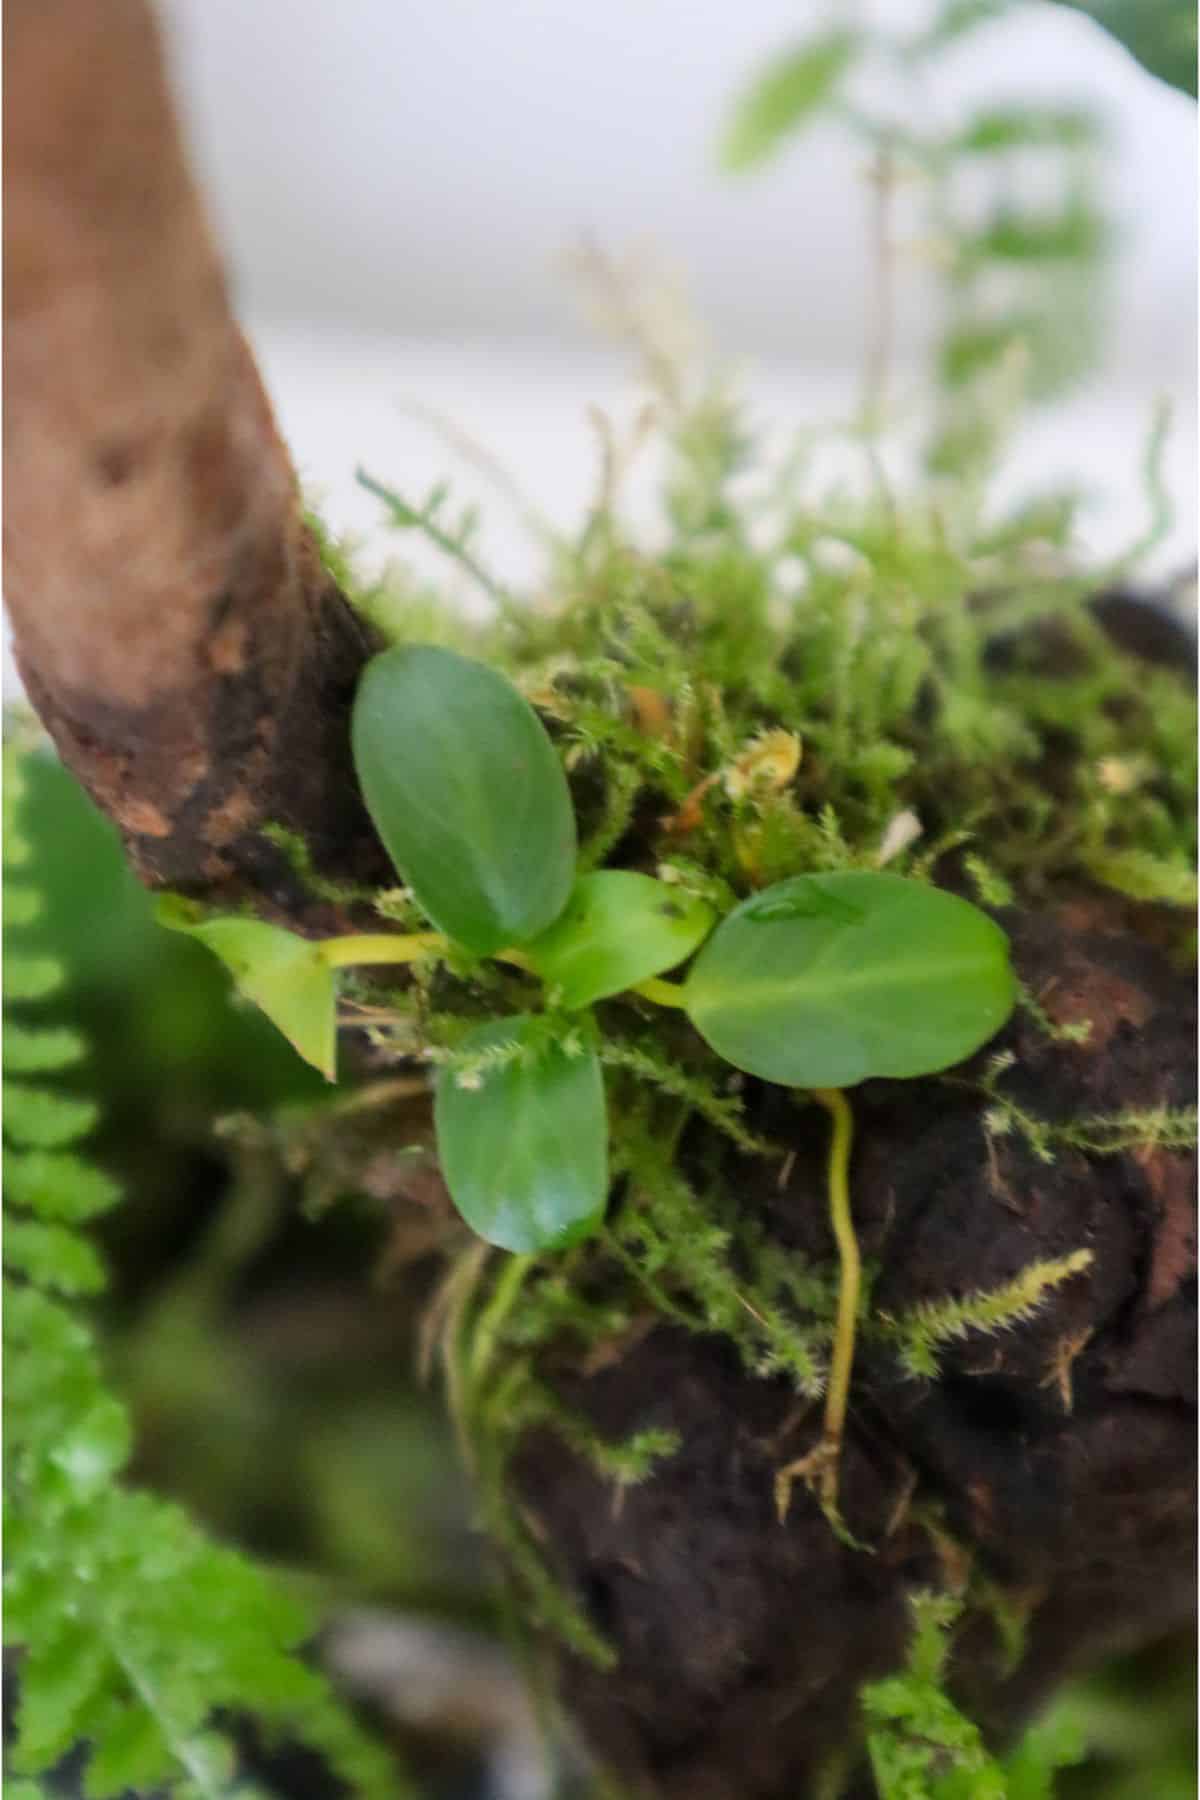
[3, 3, 1196, 1799]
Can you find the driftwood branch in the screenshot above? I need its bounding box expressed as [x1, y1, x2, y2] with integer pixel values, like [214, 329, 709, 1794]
[3, 0, 387, 916]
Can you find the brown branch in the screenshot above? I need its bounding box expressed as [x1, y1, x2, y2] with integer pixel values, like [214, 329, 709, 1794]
[3, 0, 388, 918]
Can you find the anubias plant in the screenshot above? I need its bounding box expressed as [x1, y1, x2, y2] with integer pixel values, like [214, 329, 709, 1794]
[162, 641, 1017, 1520]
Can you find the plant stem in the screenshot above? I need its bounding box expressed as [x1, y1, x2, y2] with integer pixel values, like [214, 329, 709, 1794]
[813, 1086, 859, 1507]
[631, 976, 689, 1009]
[774, 1086, 864, 1541]
[319, 932, 447, 968]
[493, 947, 535, 974]
[470, 1254, 535, 1388]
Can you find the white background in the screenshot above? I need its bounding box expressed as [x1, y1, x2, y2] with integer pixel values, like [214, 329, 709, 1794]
[157, 2, 1198, 589]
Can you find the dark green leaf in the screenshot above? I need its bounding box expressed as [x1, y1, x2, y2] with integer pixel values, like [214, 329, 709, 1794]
[1055, 0, 1196, 97]
[156, 899, 337, 1080]
[13, 1630, 112, 1770]
[685, 872, 1015, 1087]
[526, 872, 714, 1009]
[434, 1016, 607, 1252]
[721, 31, 858, 172]
[352, 645, 576, 955]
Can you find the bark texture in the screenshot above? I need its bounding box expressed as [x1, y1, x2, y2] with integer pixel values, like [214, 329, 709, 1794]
[3, 0, 387, 918]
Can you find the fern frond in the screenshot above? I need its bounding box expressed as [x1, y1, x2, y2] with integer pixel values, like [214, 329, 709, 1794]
[3, 1022, 87, 1073]
[3, 954, 65, 1002]
[4, 1150, 122, 1221]
[4, 1082, 100, 1148]
[3, 747, 413, 1800]
[863, 1592, 1007, 1798]
[3, 1218, 107, 1294]
[862, 1590, 1085, 1797]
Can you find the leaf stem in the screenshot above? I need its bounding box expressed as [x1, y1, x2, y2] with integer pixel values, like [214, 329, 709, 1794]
[469, 1253, 535, 1388]
[630, 976, 689, 1009]
[774, 1086, 864, 1543]
[814, 1086, 859, 1498]
[319, 932, 447, 968]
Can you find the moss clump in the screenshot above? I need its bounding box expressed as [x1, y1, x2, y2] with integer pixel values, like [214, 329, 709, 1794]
[301, 343, 1195, 1689]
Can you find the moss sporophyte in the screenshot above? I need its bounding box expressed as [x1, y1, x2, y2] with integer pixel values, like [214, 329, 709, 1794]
[160, 641, 1020, 1522]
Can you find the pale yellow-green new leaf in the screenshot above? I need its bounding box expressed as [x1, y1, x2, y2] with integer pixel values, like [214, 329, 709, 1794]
[157, 898, 338, 1081]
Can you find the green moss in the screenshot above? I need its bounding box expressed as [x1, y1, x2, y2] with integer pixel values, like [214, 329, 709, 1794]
[310, 351, 1196, 1685]
[878, 1248, 1095, 1381]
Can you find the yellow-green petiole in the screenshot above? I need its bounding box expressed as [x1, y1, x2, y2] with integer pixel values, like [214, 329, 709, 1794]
[775, 1086, 866, 1547]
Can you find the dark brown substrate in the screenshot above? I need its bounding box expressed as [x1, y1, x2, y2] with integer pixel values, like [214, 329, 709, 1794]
[510, 903, 1196, 1798]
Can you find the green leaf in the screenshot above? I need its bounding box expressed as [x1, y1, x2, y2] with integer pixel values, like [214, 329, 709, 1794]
[14, 1629, 113, 1768]
[721, 31, 858, 171]
[3, 954, 64, 1003]
[1055, 0, 1197, 97]
[4, 885, 42, 927]
[685, 872, 1016, 1087]
[3, 1023, 87, 1073]
[4, 1218, 106, 1294]
[4, 1152, 122, 1222]
[84, 1706, 174, 1800]
[156, 899, 338, 1081]
[434, 1016, 607, 1252]
[352, 645, 577, 956]
[952, 104, 1102, 153]
[526, 872, 714, 1009]
[51, 1396, 132, 1500]
[4, 1084, 99, 1148]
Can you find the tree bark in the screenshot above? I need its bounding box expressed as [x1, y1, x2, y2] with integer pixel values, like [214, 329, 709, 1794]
[3, 0, 388, 920]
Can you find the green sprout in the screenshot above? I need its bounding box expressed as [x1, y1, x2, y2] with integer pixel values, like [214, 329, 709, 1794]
[162, 641, 1019, 1520]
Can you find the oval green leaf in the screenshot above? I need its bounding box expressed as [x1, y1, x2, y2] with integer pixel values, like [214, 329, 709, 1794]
[156, 898, 337, 1081]
[352, 645, 577, 955]
[525, 872, 714, 1010]
[685, 872, 1016, 1088]
[434, 1015, 607, 1252]
[721, 31, 859, 172]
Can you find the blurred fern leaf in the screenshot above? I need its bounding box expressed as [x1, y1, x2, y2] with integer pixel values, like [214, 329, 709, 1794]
[3, 745, 410, 1800]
